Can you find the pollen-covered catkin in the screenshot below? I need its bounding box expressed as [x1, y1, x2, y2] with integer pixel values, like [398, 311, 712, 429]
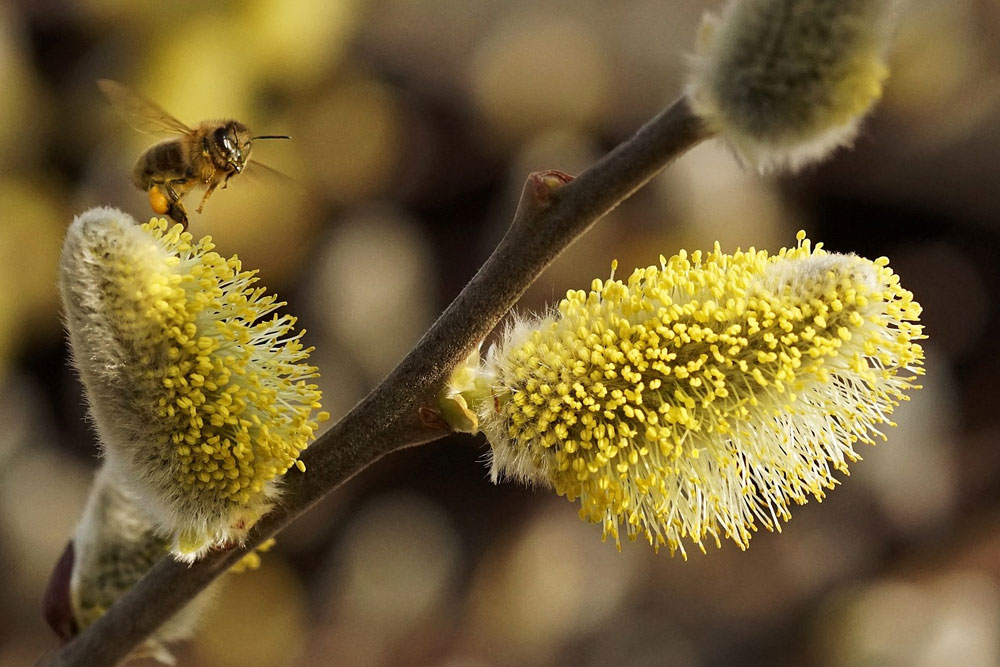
[59, 207, 329, 561]
[460, 233, 923, 556]
[687, 0, 897, 172]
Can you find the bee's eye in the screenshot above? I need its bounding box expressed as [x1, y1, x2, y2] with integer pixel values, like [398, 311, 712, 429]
[214, 127, 231, 150]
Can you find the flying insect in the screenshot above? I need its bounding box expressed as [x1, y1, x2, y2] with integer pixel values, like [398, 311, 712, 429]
[98, 79, 289, 228]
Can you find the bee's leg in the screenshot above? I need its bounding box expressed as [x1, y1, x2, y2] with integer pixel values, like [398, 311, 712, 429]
[165, 199, 189, 229]
[147, 185, 188, 229]
[196, 180, 220, 214]
[162, 184, 189, 229]
[147, 176, 191, 228]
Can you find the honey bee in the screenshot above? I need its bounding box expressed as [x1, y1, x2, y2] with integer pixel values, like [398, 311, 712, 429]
[98, 79, 289, 228]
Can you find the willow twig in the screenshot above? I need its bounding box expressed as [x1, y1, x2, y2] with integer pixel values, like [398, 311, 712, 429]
[42, 95, 709, 667]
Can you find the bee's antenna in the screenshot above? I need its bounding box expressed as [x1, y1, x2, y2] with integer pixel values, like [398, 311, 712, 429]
[252, 135, 291, 141]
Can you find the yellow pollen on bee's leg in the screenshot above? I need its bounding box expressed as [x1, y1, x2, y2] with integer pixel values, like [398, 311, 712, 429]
[148, 186, 170, 216]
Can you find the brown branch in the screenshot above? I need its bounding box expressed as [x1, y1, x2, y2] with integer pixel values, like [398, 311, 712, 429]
[41, 95, 709, 667]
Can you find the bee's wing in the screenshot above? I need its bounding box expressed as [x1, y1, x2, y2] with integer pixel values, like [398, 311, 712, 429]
[97, 79, 193, 136]
[245, 160, 303, 190]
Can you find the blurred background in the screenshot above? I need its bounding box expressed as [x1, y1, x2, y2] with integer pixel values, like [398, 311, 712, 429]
[1, 0, 999, 665]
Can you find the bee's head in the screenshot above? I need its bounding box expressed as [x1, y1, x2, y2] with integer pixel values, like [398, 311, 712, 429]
[211, 122, 289, 175]
[213, 121, 253, 174]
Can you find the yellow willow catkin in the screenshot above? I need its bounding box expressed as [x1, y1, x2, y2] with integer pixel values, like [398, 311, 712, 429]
[59, 207, 329, 561]
[466, 233, 923, 557]
[687, 0, 897, 172]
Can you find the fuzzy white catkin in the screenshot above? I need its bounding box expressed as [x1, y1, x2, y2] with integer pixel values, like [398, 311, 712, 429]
[69, 466, 217, 665]
[687, 0, 899, 172]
